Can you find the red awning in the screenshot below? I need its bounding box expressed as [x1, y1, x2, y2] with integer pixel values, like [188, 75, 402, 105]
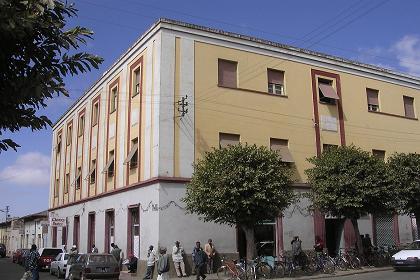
[319, 84, 339, 100]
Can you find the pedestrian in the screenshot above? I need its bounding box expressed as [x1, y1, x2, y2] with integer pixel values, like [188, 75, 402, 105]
[291, 236, 303, 267]
[172, 241, 187, 277]
[91, 244, 99, 253]
[65, 245, 79, 280]
[204, 239, 216, 273]
[111, 243, 122, 269]
[192, 241, 207, 280]
[126, 254, 138, 273]
[313, 235, 324, 254]
[144, 245, 157, 279]
[27, 244, 40, 280]
[157, 247, 170, 280]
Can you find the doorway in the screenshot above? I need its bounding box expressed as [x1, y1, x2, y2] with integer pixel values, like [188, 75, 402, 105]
[325, 219, 342, 256]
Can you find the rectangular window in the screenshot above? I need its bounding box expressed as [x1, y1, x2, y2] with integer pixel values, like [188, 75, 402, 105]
[110, 87, 118, 113]
[66, 125, 72, 146]
[87, 213, 95, 251]
[267, 69, 285, 95]
[75, 167, 82, 190]
[78, 115, 85, 136]
[124, 138, 139, 169]
[128, 207, 140, 258]
[323, 144, 338, 152]
[403, 96, 415, 118]
[54, 179, 59, 197]
[218, 59, 237, 88]
[73, 216, 80, 249]
[105, 210, 115, 253]
[367, 88, 380, 112]
[372, 149, 385, 161]
[270, 138, 294, 163]
[61, 226, 67, 246]
[318, 78, 339, 105]
[52, 227, 57, 248]
[65, 173, 70, 193]
[103, 150, 115, 177]
[133, 68, 141, 97]
[219, 132, 240, 148]
[56, 136, 62, 154]
[89, 159, 96, 184]
[92, 102, 99, 126]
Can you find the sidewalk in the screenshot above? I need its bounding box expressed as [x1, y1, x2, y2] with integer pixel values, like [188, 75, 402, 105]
[120, 266, 393, 280]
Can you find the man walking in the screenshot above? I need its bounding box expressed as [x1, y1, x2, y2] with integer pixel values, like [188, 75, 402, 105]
[172, 241, 187, 277]
[192, 241, 207, 280]
[111, 243, 122, 269]
[204, 239, 216, 273]
[28, 244, 40, 280]
[65, 245, 79, 280]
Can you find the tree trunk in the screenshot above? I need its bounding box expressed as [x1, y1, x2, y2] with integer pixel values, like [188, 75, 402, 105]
[415, 211, 420, 239]
[351, 218, 363, 254]
[241, 225, 256, 261]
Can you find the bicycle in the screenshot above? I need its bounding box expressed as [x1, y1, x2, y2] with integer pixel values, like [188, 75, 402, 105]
[217, 256, 246, 280]
[311, 252, 335, 274]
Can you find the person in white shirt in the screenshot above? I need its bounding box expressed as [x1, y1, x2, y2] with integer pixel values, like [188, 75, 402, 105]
[144, 245, 156, 279]
[172, 241, 187, 277]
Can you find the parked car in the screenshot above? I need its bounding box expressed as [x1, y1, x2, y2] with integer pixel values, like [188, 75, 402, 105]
[50, 253, 70, 278]
[21, 249, 30, 266]
[392, 240, 420, 270]
[68, 253, 120, 280]
[38, 248, 64, 270]
[12, 249, 29, 264]
[0, 244, 6, 257]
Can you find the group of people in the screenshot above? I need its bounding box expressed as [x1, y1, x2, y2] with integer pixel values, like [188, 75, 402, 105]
[144, 239, 216, 280]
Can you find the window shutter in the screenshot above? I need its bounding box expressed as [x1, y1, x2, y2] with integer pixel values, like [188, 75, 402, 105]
[270, 138, 294, 163]
[219, 133, 240, 148]
[218, 60, 237, 88]
[268, 69, 284, 84]
[404, 96, 415, 118]
[366, 89, 379, 105]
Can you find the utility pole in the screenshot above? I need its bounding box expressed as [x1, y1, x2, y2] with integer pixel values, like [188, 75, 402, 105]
[177, 95, 189, 117]
[0, 206, 10, 222]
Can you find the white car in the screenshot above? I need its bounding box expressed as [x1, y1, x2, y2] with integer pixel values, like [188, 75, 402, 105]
[50, 253, 68, 278]
[392, 240, 420, 270]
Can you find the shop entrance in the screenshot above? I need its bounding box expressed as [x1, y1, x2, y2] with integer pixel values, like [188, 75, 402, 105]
[237, 220, 276, 259]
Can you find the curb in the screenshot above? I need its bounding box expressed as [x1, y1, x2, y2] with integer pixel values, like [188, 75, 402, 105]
[280, 266, 393, 280]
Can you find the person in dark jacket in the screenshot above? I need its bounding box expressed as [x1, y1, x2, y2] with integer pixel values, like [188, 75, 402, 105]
[157, 247, 170, 280]
[126, 254, 138, 273]
[27, 244, 40, 280]
[192, 241, 207, 280]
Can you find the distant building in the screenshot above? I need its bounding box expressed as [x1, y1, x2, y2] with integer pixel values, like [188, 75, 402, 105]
[48, 19, 419, 262]
[0, 211, 48, 255]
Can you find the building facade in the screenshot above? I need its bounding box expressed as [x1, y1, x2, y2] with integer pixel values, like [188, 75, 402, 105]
[0, 211, 48, 256]
[48, 19, 419, 263]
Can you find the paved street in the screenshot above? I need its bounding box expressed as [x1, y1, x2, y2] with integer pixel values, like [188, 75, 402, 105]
[0, 257, 56, 280]
[2, 256, 420, 280]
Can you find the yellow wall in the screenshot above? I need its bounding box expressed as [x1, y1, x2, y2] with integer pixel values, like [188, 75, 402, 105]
[194, 41, 420, 182]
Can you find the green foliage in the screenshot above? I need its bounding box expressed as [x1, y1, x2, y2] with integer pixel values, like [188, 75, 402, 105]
[305, 145, 395, 219]
[388, 153, 420, 215]
[0, 0, 103, 152]
[183, 144, 295, 227]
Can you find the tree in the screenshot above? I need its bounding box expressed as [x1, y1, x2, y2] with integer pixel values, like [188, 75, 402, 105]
[183, 144, 295, 260]
[0, 0, 103, 152]
[388, 153, 420, 237]
[305, 145, 396, 253]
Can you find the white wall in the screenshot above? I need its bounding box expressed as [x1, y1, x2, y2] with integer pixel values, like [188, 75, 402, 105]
[399, 214, 414, 245]
[158, 182, 237, 255]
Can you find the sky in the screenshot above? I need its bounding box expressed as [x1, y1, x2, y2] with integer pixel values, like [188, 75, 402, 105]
[1, 0, 420, 221]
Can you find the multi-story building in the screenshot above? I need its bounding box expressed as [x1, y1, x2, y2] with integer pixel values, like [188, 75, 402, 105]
[48, 19, 419, 265]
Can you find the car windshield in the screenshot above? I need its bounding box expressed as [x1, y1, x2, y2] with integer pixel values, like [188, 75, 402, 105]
[89, 255, 116, 264]
[41, 249, 62, 256]
[406, 241, 420, 250]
